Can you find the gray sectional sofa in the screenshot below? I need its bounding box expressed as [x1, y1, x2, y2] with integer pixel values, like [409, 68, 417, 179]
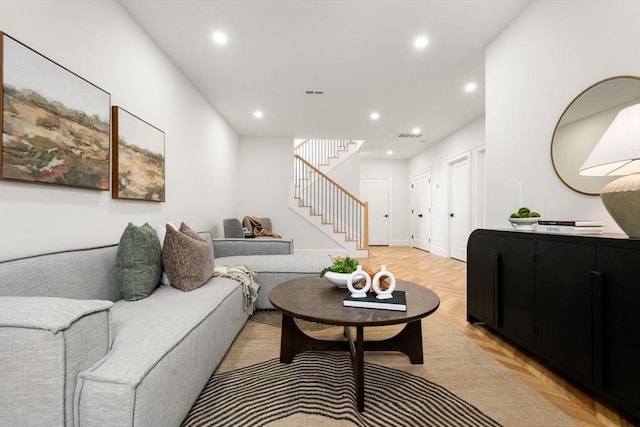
[0, 234, 328, 426]
[212, 237, 329, 309]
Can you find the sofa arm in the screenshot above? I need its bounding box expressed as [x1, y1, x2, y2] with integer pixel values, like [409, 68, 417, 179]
[0, 297, 113, 426]
[211, 238, 293, 257]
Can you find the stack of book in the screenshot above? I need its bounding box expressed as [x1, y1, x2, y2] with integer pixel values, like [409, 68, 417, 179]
[537, 220, 604, 235]
[343, 291, 407, 311]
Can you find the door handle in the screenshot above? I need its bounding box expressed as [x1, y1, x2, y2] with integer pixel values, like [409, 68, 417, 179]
[418, 214, 423, 218]
[384, 214, 389, 218]
[449, 213, 454, 218]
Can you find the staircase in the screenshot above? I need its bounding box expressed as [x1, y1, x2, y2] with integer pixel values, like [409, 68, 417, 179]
[291, 139, 368, 257]
[294, 138, 356, 169]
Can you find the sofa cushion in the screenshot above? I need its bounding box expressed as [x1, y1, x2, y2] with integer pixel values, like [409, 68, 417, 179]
[75, 277, 248, 426]
[162, 222, 214, 291]
[215, 254, 329, 309]
[216, 254, 326, 274]
[0, 245, 121, 301]
[116, 223, 162, 301]
[211, 238, 293, 257]
[0, 296, 113, 333]
[0, 297, 112, 426]
[223, 218, 244, 238]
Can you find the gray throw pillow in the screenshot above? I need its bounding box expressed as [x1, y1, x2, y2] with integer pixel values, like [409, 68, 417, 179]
[162, 222, 214, 291]
[116, 222, 162, 301]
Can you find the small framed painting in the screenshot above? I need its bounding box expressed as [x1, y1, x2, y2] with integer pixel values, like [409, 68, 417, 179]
[1, 32, 110, 190]
[112, 106, 165, 201]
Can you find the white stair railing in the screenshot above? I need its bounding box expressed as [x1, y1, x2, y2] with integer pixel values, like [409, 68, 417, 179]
[294, 139, 357, 168]
[294, 154, 368, 249]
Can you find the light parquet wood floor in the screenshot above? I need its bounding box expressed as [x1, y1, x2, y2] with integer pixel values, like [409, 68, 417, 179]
[359, 246, 636, 427]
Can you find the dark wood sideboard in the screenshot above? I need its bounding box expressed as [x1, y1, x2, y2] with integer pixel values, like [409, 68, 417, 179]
[467, 229, 640, 422]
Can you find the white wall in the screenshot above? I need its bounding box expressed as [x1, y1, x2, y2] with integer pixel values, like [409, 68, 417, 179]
[359, 158, 410, 246]
[485, 0, 640, 232]
[237, 136, 343, 252]
[0, 0, 240, 260]
[327, 149, 360, 196]
[409, 117, 485, 256]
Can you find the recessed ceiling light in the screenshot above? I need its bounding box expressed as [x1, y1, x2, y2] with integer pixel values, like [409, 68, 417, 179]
[464, 82, 478, 93]
[387, 150, 393, 155]
[253, 110, 263, 118]
[414, 36, 429, 49]
[212, 31, 228, 45]
[412, 127, 421, 134]
[370, 112, 380, 120]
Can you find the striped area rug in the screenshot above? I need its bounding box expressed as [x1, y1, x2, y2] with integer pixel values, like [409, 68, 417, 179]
[182, 352, 501, 427]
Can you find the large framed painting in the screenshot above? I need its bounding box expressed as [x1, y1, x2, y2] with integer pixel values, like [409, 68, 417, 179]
[112, 106, 165, 201]
[1, 32, 110, 190]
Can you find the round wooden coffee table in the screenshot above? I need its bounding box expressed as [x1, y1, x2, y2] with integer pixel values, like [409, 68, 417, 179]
[269, 276, 440, 412]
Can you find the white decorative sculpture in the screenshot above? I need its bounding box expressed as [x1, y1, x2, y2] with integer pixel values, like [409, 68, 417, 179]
[372, 265, 396, 299]
[346, 265, 371, 298]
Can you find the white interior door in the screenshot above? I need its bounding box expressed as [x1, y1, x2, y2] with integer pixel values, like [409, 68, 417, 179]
[360, 178, 390, 246]
[411, 170, 431, 251]
[448, 154, 471, 261]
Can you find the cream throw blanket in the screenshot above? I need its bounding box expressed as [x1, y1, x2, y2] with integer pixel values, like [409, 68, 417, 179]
[213, 265, 260, 314]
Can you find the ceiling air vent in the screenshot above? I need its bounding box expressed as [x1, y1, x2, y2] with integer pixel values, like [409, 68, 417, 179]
[396, 132, 423, 138]
[305, 90, 324, 95]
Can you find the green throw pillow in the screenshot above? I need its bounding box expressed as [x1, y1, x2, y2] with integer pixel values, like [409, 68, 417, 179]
[116, 222, 162, 301]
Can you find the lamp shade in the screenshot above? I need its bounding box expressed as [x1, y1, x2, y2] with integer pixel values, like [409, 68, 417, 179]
[579, 103, 640, 176]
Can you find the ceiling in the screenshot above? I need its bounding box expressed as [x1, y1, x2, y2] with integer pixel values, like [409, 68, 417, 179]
[118, 0, 530, 159]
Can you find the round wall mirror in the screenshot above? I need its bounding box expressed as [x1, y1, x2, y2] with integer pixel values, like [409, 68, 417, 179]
[551, 76, 640, 195]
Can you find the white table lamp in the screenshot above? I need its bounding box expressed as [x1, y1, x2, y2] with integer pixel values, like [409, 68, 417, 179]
[579, 103, 640, 237]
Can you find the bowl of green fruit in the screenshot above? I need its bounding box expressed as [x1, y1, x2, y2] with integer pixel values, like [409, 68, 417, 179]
[508, 207, 541, 231]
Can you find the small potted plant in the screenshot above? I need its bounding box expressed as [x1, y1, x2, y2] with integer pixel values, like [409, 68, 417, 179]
[321, 256, 359, 288]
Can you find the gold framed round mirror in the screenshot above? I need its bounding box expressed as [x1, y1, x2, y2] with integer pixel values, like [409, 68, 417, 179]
[551, 75, 640, 195]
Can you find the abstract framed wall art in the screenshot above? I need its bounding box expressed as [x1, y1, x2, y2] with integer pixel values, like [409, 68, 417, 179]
[1, 32, 110, 190]
[112, 106, 165, 201]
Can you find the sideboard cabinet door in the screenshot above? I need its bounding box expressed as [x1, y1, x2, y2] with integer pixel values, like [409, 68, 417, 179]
[598, 246, 640, 415]
[467, 230, 496, 324]
[495, 235, 535, 349]
[535, 240, 595, 386]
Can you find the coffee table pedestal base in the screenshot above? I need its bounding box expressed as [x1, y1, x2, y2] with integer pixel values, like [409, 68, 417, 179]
[279, 314, 424, 412]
